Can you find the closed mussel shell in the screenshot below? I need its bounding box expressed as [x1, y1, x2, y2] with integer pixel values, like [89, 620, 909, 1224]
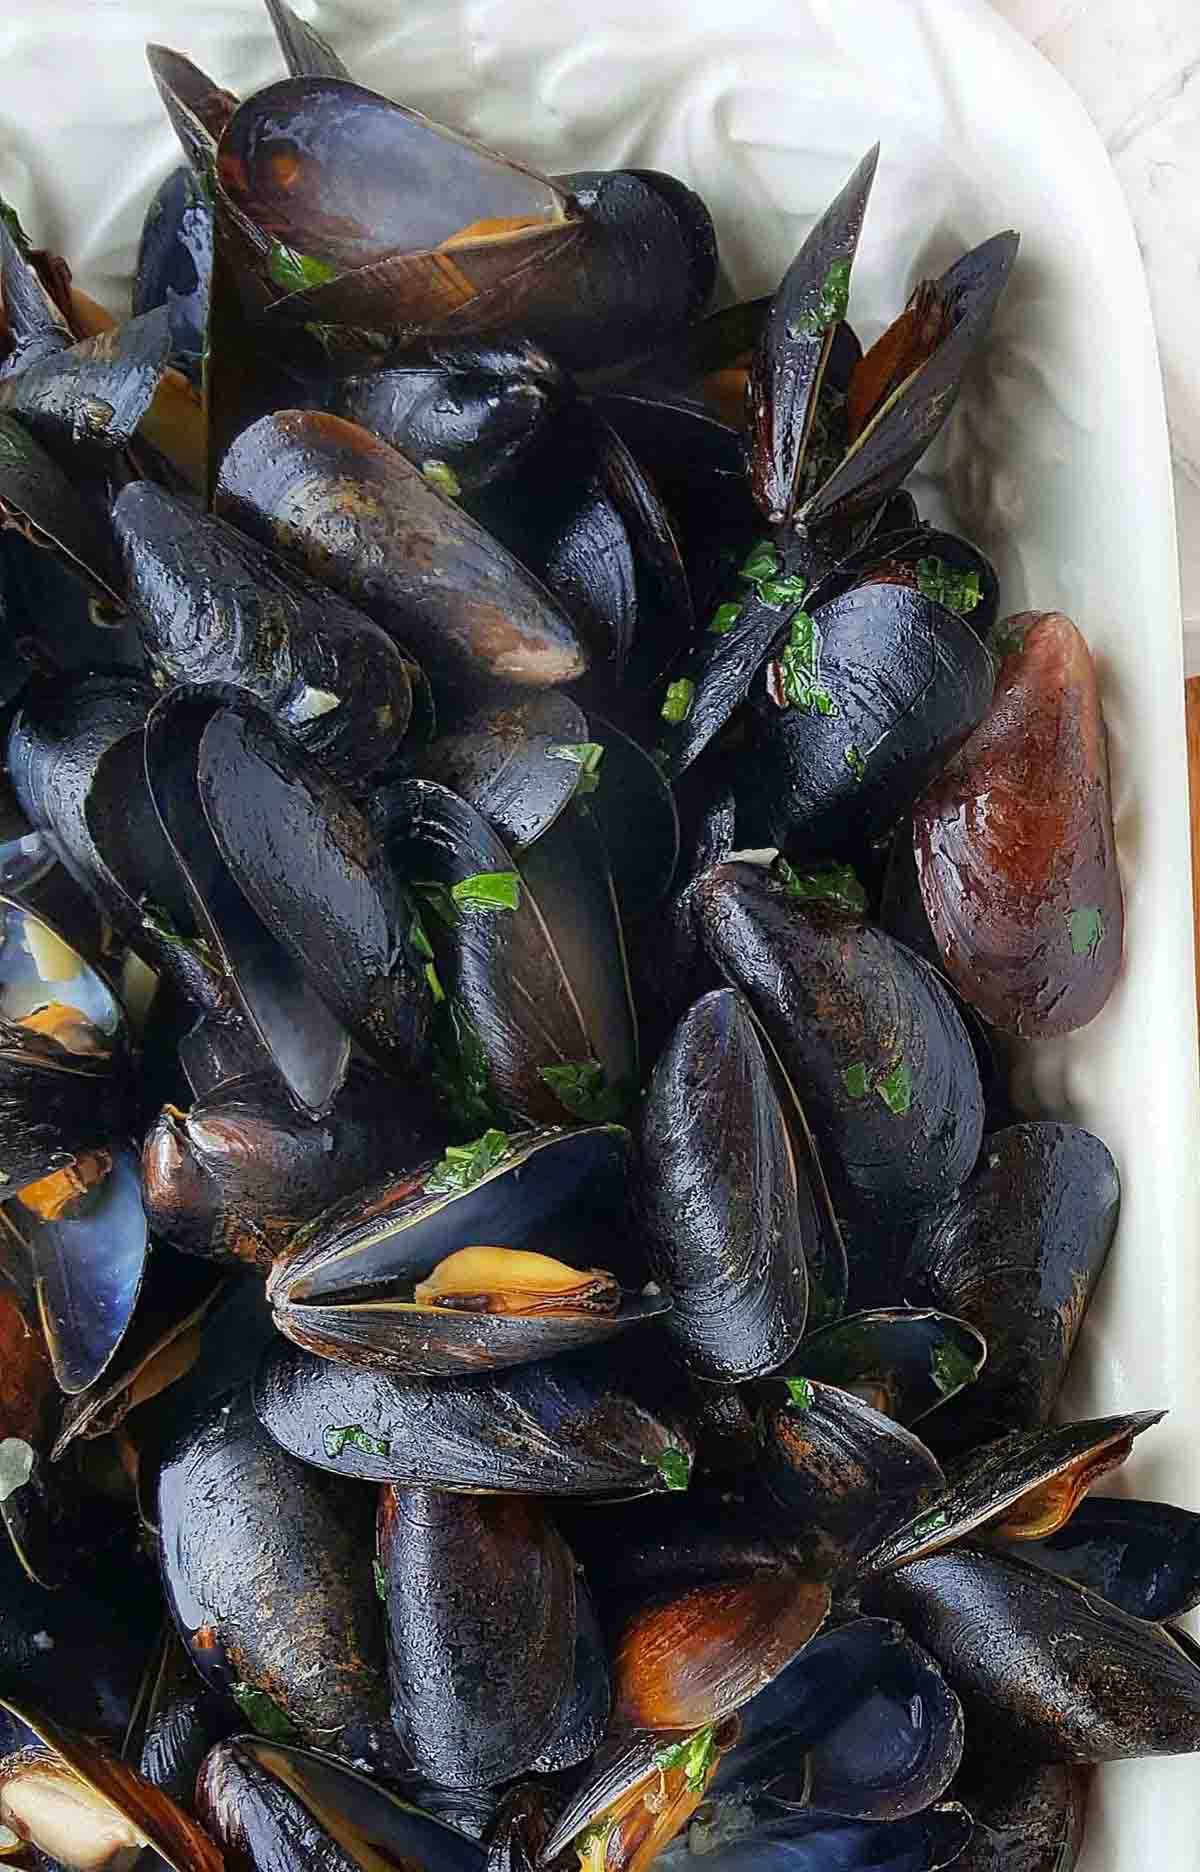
[379, 1485, 576, 1787]
[666, 1807, 973, 1872]
[113, 481, 413, 783]
[215, 410, 588, 695]
[693, 865, 983, 1221]
[142, 1068, 440, 1273]
[638, 988, 809, 1381]
[791, 1309, 986, 1426]
[146, 44, 239, 177]
[0, 306, 173, 470]
[127, 1626, 238, 1814]
[156, 1387, 401, 1774]
[528, 1576, 611, 1774]
[196, 1734, 485, 1872]
[264, 0, 351, 79]
[741, 573, 995, 858]
[254, 1338, 694, 1496]
[0, 413, 122, 605]
[267, 1125, 662, 1376]
[948, 1749, 1090, 1872]
[133, 164, 212, 379]
[583, 714, 680, 919]
[1012, 1495, 1200, 1622]
[866, 1545, 1200, 1761]
[906, 1123, 1120, 1441]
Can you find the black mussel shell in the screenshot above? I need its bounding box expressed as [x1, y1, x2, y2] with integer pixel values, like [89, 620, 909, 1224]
[0, 216, 72, 378]
[334, 336, 567, 493]
[0, 307, 172, 476]
[485, 1782, 559, 1872]
[267, 1125, 661, 1375]
[584, 714, 680, 918]
[866, 1545, 1200, 1761]
[254, 1338, 695, 1496]
[528, 1577, 611, 1773]
[560, 1494, 790, 1610]
[197, 1733, 485, 1871]
[0, 1274, 77, 1586]
[694, 865, 984, 1221]
[906, 1123, 1119, 1442]
[147, 44, 239, 175]
[1012, 1495, 1200, 1622]
[264, 0, 351, 79]
[667, 1807, 973, 1872]
[379, 1485, 577, 1787]
[133, 165, 212, 379]
[948, 1749, 1089, 1872]
[748, 146, 878, 526]
[178, 1006, 274, 1100]
[710, 1617, 964, 1822]
[0, 413, 122, 605]
[127, 1627, 239, 1814]
[790, 1309, 986, 1426]
[142, 1067, 439, 1273]
[215, 409, 588, 695]
[848, 523, 998, 642]
[411, 692, 587, 850]
[913, 612, 1123, 1038]
[739, 573, 995, 858]
[113, 481, 413, 783]
[157, 1387, 401, 1773]
[638, 988, 810, 1381]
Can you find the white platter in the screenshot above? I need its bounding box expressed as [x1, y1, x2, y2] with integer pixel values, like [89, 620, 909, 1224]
[3, 0, 1199, 1865]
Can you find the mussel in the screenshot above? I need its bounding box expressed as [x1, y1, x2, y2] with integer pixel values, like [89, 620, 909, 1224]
[790, 1308, 986, 1426]
[133, 165, 212, 380]
[1011, 1494, 1200, 1621]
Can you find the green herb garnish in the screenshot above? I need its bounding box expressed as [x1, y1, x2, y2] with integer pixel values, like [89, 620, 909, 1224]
[774, 612, 836, 714]
[409, 913, 435, 962]
[373, 1558, 387, 1602]
[648, 1446, 692, 1492]
[877, 1058, 913, 1116]
[989, 616, 1029, 659]
[790, 258, 853, 338]
[842, 1062, 870, 1100]
[547, 741, 605, 795]
[709, 601, 743, 635]
[539, 1059, 631, 1123]
[424, 961, 445, 1004]
[910, 1509, 950, 1542]
[930, 1336, 982, 1398]
[774, 857, 867, 914]
[575, 1818, 616, 1860]
[758, 574, 810, 609]
[784, 1376, 814, 1411]
[916, 555, 983, 615]
[739, 541, 779, 583]
[268, 242, 338, 293]
[139, 899, 221, 975]
[844, 743, 867, 781]
[323, 1424, 392, 1461]
[231, 1684, 301, 1742]
[661, 679, 696, 725]
[426, 1128, 511, 1195]
[421, 459, 462, 499]
[431, 998, 497, 1130]
[1068, 906, 1105, 959]
[414, 872, 521, 924]
[654, 1724, 719, 1793]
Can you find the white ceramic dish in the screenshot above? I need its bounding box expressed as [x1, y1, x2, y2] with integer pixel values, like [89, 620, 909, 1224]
[3, 0, 1199, 1863]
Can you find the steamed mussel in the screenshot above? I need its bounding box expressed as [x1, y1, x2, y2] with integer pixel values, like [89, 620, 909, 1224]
[0, 13, 1174, 1872]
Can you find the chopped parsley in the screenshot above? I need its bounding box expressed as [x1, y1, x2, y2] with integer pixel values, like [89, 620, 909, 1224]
[647, 1446, 692, 1491]
[842, 1057, 912, 1115]
[842, 1062, 870, 1100]
[426, 1128, 511, 1196]
[323, 1424, 392, 1461]
[1068, 907, 1105, 959]
[909, 1509, 950, 1543]
[844, 743, 867, 781]
[784, 1376, 814, 1411]
[539, 1059, 631, 1123]
[653, 1724, 719, 1794]
[916, 556, 983, 615]
[414, 872, 521, 924]
[662, 679, 696, 725]
[739, 541, 779, 583]
[373, 1557, 387, 1601]
[421, 459, 462, 499]
[267, 242, 338, 293]
[773, 857, 867, 914]
[989, 616, 1029, 659]
[930, 1336, 982, 1398]
[709, 601, 743, 635]
[231, 1684, 301, 1742]
[790, 258, 853, 338]
[771, 611, 836, 714]
[431, 998, 497, 1130]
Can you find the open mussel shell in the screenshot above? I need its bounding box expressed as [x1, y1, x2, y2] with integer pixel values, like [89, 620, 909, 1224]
[264, 0, 351, 79]
[790, 1309, 986, 1426]
[333, 336, 567, 493]
[560, 1495, 791, 1611]
[145, 693, 353, 1116]
[800, 231, 1019, 533]
[948, 1749, 1090, 1872]
[0, 895, 130, 1192]
[748, 145, 878, 526]
[669, 1807, 973, 1872]
[143, 1068, 439, 1273]
[380, 1485, 577, 1786]
[694, 865, 983, 1221]
[380, 780, 637, 1124]
[133, 165, 212, 380]
[757, 1379, 945, 1566]
[14, 1145, 148, 1395]
[866, 1545, 1200, 1761]
[584, 715, 680, 918]
[113, 481, 413, 784]
[157, 1387, 401, 1774]
[612, 1570, 831, 1732]
[638, 987, 810, 1381]
[0, 1699, 222, 1872]
[740, 573, 995, 858]
[860, 1411, 1163, 1574]
[0, 217, 72, 377]
[215, 410, 587, 695]
[914, 612, 1123, 1038]
[0, 414, 122, 606]
[485, 1782, 557, 1872]
[411, 693, 587, 850]
[906, 1123, 1120, 1441]
[711, 1617, 964, 1822]
[254, 1338, 694, 1495]
[1012, 1495, 1200, 1621]
[0, 1273, 74, 1586]
[267, 1126, 661, 1376]
[0, 306, 172, 472]
[147, 45, 239, 175]
[198, 1734, 484, 1872]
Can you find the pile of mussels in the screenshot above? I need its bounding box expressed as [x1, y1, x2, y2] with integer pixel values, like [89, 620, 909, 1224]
[0, 4, 1184, 1870]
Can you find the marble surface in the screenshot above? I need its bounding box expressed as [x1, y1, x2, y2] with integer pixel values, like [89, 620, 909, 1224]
[996, 0, 1200, 669]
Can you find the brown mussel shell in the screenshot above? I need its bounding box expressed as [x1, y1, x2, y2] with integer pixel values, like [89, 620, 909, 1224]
[949, 1749, 1091, 1872]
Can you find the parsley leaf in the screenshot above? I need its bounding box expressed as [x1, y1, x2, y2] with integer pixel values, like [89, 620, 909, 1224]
[739, 541, 779, 583]
[661, 679, 696, 725]
[844, 743, 867, 781]
[790, 258, 853, 337]
[373, 1558, 387, 1601]
[231, 1685, 301, 1742]
[646, 1446, 691, 1491]
[539, 1059, 632, 1123]
[1068, 907, 1105, 959]
[930, 1336, 982, 1398]
[773, 857, 867, 914]
[654, 1724, 719, 1793]
[784, 1376, 813, 1410]
[842, 1062, 870, 1100]
[413, 873, 521, 923]
[877, 1059, 913, 1115]
[323, 1424, 391, 1461]
[421, 459, 461, 499]
[772, 612, 836, 714]
[267, 242, 338, 293]
[916, 556, 983, 615]
[426, 1129, 511, 1196]
[431, 998, 497, 1130]
[709, 601, 743, 635]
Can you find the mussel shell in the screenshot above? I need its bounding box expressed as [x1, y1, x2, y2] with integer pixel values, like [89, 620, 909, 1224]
[948, 1750, 1090, 1872]
[196, 1735, 485, 1872]
[147, 44, 239, 175]
[411, 693, 587, 850]
[197, 705, 432, 1076]
[157, 1387, 400, 1771]
[693, 865, 984, 1220]
[865, 1545, 1200, 1761]
[253, 1338, 695, 1496]
[668, 1807, 974, 1872]
[906, 1123, 1119, 1440]
[1009, 1496, 1200, 1622]
[638, 987, 809, 1381]
[127, 1627, 239, 1813]
[528, 1578, 611, 1773]
[913, 612, 1123, 1038]
[113, 480, 413, 783]
[748, 145, 878, 526]
[178, 1008, 273, 1101]
[333, 337, 567, 493]
[0, 1278, 73, 1585]
[380, 1485, 577, 1786]
[655, 571, 804, 781]
[267, 1125, 660, 1375]
[264, 0, 351, 80]
[740, 575, 995, 858]
[850, 524, 998, 643]
[790, 1309, 986, 1426]
[859, 1411, 1163, 1574]
[215, 409, 588, 695]
[485, 1783, 558, 1872]
[0, 414, 122, 605]
[133, 165, 212, 378]
[0, 308, 172, 471]
[585, 714, 680, 918]
[0, 218, 71, 378]
[142, 1067, 439, 1272]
